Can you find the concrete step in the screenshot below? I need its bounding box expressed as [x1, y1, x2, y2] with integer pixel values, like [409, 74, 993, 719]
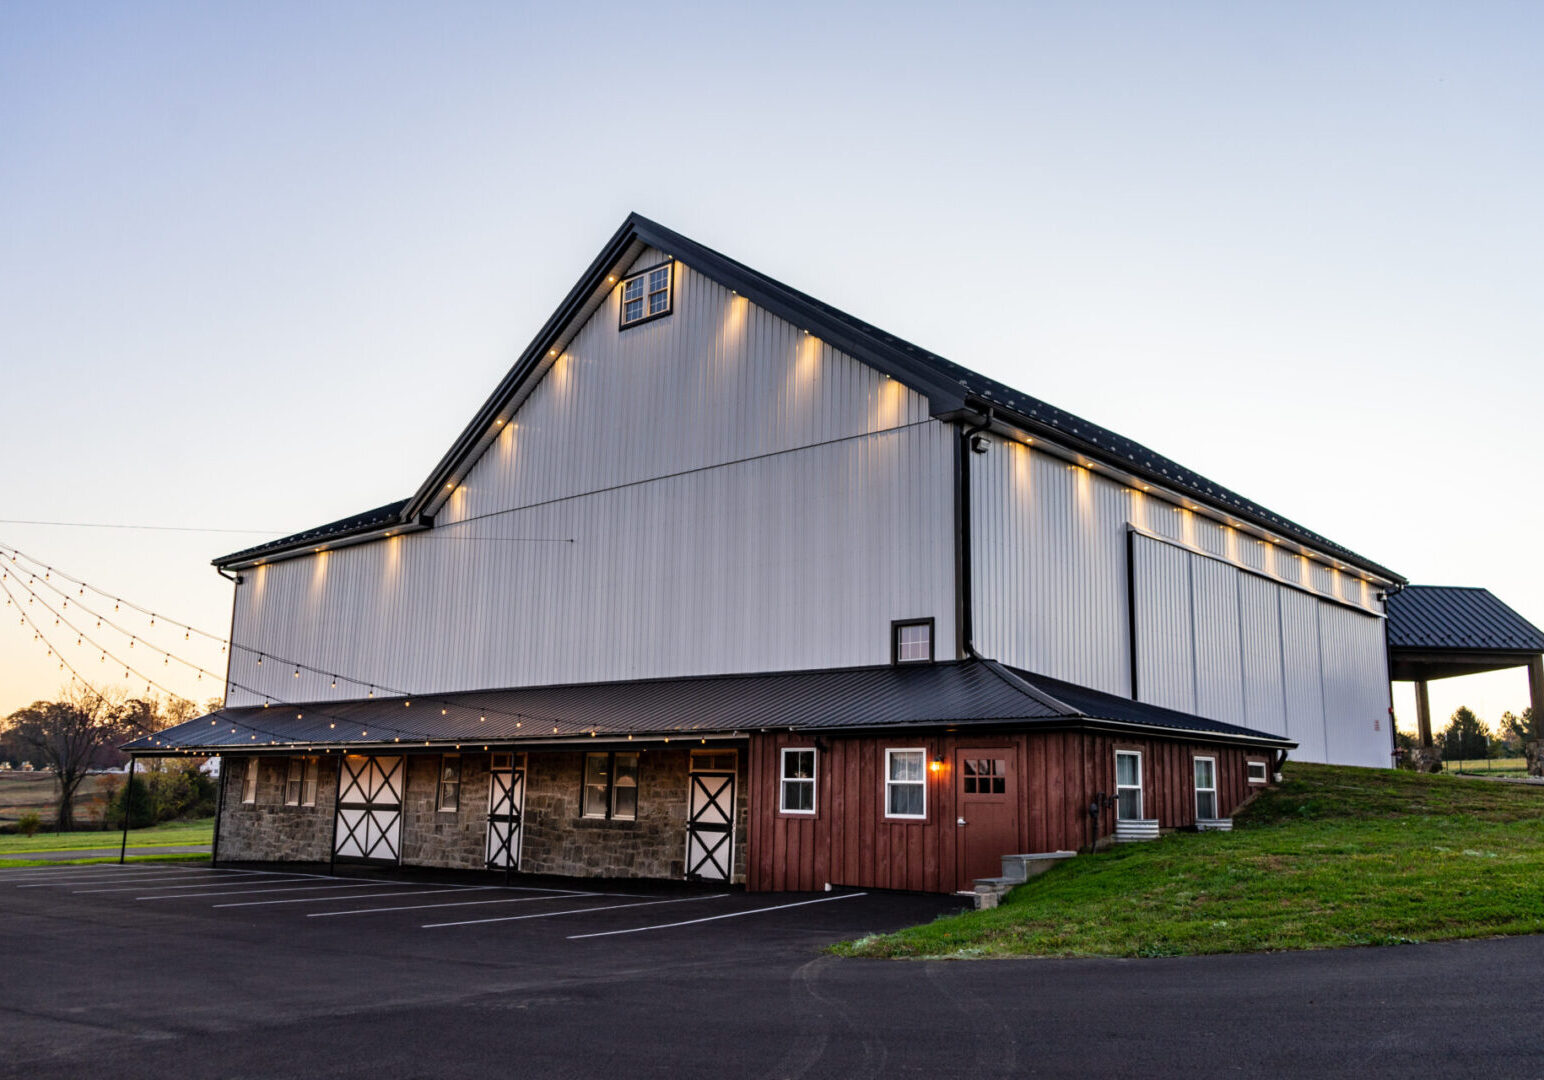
[998, 850, 1078, 882]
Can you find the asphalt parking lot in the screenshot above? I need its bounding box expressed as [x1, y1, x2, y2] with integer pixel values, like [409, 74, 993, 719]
[3, 860, 1543, 1079]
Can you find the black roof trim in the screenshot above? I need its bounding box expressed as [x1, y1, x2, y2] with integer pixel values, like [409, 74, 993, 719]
[215, 501, 410, 566]
[215, 213, 1401, 580]
[125, 660, 1294, 753]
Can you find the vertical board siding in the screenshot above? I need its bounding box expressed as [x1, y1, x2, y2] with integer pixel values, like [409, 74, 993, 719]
[228, 260, 955, 706]
[750, 730, 1258, 893]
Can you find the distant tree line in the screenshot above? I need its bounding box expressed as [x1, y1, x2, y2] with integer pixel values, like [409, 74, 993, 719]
[2, 688, 217, 830]
[1396, 706, 1538, 766]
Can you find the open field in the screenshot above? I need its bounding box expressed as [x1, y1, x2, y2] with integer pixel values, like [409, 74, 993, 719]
[1448, 755, 1531, 777]
[0, 770, 123, 828]
[0, 818, 213, 854]
[839, 762, 1544, 959]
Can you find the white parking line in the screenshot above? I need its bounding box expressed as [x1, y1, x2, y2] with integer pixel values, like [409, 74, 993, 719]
[134, 881, 409, 901]
[567, 892, 867, 939]
[17, 870, 244, 888]
[215, 886, 500, 908]
[310, 892, 599, 918]
[74, 875, 320, 894]
[424, 893, 729, 929]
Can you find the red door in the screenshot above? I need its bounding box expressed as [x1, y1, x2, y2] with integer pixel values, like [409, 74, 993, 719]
[956, 749, 1018, 884]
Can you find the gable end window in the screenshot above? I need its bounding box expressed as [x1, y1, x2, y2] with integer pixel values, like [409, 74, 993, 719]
[619, 262, 673, 328]
[780, 748, 816, 814]
[582, 752, 640, 821]
[892, 619, 934, 665]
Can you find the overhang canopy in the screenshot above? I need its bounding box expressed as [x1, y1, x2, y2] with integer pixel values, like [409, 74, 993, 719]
[124, 660, 1295, 755]
[1386, 586, 1544, 681]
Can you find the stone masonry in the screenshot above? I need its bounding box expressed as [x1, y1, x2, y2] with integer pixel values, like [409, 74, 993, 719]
[215, 746, 749, 884]
[216, 755, 336, 863]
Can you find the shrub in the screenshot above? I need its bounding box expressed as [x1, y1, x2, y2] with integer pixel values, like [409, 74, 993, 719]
[17, 811, 41, 838]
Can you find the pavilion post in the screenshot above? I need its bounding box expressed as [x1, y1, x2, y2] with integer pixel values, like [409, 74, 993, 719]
[118, 756, 135, 865]
[1528, 656, 1543, 720]
[1414, 680, 1434, 748]
[211, 756, 227, 866]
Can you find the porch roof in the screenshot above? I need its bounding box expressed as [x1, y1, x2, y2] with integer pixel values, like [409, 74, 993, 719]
[1386, 585, 1544, 681]
[124, 659, 1296, 755]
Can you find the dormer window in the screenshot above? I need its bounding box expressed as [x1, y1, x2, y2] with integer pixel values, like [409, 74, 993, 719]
[620, 262, 673, 327]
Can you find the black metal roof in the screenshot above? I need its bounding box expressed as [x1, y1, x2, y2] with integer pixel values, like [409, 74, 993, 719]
[213, 214, 1402, 579]
[124, 660, 1293, 754]
[1013, 669, 1298, 743]
[1386, 586, 1544, 653]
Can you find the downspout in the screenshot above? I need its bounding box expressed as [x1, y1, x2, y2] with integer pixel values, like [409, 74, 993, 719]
[955, 407, 994, 660]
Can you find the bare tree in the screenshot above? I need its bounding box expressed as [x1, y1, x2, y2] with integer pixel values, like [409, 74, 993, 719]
[3, 687, 165, 830]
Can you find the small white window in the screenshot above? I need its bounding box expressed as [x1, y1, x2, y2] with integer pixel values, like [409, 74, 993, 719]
[1194, 756, 1217, 820]
[285, 757, 304, 806]
[286, 757, 320, 807]
[582, 752, 639, 821]
[242, 758, 259, 804]
[780, 748, 816, 814]
[885, 748, 927, 819]
[893, 620, 933, 664]
[437, 754, 461, 812]
[1247, 760, 1269, 784]
[620, 262, 673, 327]
[1115, 750, 1142, 821]
[301, 757, 319, 807]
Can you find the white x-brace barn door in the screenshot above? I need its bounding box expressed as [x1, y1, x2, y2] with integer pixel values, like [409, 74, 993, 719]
[485, 755, 525, 869]
[333, 755, 404, 863]
[685, 769, 735, 881]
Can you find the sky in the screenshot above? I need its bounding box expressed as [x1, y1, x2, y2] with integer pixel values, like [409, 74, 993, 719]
[2, 2, 1540, 738]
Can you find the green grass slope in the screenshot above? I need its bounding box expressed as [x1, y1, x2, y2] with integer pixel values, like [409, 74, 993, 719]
[837, 763, 1544, 959]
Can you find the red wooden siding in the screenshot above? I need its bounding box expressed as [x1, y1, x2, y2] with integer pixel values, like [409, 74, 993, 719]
[748, 730, 1261, 894]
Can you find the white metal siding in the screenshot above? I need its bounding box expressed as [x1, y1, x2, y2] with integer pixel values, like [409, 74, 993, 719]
[1129, 533, 1194, 713]
[228, 261, 955, 706]
[1095, 531, 1388, 768]
[1191, 556, 1245, 724]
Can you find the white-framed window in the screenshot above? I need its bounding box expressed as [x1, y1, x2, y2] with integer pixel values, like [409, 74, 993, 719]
[242, 757, 259, 804]
[1115, 750, 1142, 821]
[437, 754, 461, 812]
[582, 752, 640, 821]
[780, 748, 816, 814]
[1247, 760, 1269, 784]
[892, 619, 933, 664]
[1194, 756, 1217, 820]
[620, 262, 673, 327]
[884, 748, 927, 819]
[285, 757, 320, 807]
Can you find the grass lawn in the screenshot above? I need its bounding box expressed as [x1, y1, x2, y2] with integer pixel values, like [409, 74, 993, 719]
[0, 853, 212, 869]
[836, 763, 1544, 959]
[0, 818, 214, 855]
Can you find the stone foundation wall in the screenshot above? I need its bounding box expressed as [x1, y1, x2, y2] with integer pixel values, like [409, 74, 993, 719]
[399, 753, 493, 870]
[520, 747, 748, 884]
[213, 746, 749, 884]
[216, 754, 336, 863]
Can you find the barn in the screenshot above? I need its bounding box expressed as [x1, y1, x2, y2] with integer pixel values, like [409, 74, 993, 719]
[127, 213, 1541, 896]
